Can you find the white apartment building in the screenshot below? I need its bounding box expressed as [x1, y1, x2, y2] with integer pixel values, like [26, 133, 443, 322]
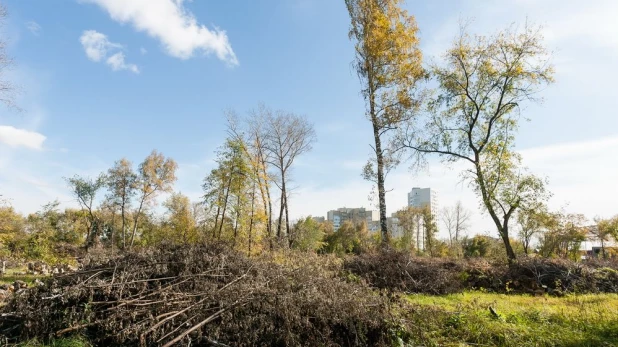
[407, 187, 438, 216]
[327, 207, 379, 229]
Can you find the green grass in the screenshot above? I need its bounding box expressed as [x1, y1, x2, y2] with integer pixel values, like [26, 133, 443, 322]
[0, 267, 46, 287]
[403, 292, 618, 347]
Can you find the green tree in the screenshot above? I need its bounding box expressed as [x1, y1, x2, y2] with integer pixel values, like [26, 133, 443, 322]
[421, 206, 438, 256]
[323, 221, 373, 255]
[161, 192, 198, 245]
[345, 0, 425, 244]
[593, 216, 618, 259]
[539, 212, 586, 259]
[289, 217, 325, 252]
[66, 173, 106, 249]
[203, 138, 252, 243]
[106, 158, 137, 250]
[397, 24, 554, 261]
[517, 205, 551, 255]
[0, 203, 25, 258]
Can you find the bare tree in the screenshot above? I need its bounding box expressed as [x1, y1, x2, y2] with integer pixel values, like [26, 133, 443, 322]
[261, 106, 316, 242]
[441, 207, 456, 246]
[0, 5, 18, 110]
[247, 107, 275, 246]
[453, 201, 471, 243]
[226, 106, 275, 248]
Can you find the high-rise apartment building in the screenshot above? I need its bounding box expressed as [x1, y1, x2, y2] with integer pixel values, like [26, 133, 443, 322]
[407, 187, 438, 215]
[327, 207, 379, 229]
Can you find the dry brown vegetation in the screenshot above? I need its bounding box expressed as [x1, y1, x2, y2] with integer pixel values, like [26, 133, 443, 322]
[344, 250, 618, 295]
[0, 244, 403, 346]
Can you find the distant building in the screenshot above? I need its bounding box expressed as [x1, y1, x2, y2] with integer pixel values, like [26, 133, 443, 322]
[407, 187, 438, 216]
[369, 214, 404, 237]
[327, 207, 379, 229]
[311, 216, 325, 223]
[580, 225, 618, 259]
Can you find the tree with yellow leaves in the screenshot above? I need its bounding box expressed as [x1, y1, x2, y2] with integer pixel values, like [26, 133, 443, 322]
[345, 0, 425, 244]
[396, 24, 554, 261]
[130, 150, 177, 249]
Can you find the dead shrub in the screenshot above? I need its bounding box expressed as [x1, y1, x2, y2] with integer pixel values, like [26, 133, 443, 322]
[0, 243, 402, 346]
[343, 251, 466, 294]
[344, 251, 618, 295]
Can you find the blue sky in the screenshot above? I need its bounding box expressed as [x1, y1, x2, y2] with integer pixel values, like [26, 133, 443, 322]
[1, 0, 617, 237]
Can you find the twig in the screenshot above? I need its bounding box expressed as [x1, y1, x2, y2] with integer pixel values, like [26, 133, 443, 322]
[162, 300, 243, 347]
[56, 322, 96, 336]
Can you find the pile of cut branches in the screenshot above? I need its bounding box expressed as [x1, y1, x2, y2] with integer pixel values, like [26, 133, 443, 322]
[0, 244, 400, 346]
[344, 251, 618, 295]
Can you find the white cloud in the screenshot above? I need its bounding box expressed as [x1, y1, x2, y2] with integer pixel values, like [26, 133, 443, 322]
[140, 47, 147, 55]
[0, 125, 46, 150]
[106, 52, 140, 74]
[26, 21, 41, 36]
[81, 0, 238, 65]
[80, 30, 121, 62]
[79, 30, 139, 73]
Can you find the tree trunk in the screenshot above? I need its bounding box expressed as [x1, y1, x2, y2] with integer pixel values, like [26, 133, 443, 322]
[255, 162, 272, 249]
[212, 204, 221, 239]
[416, 214, 421, 255]
[219, 176, 232, 240]
[372, 116, 389, 245]
[475, 162, 517, 262]
[266, 184, 273, 249]
[284, 191, 290, 244]
[233, 194, 240, 245]
[500, 224, 517, 261]
[130, 196, 146, 249]
[248, 181, 256, 256]
[121, 199, 126, 250]
[256, 144, 273, 249]
[277, 177, 286, 240]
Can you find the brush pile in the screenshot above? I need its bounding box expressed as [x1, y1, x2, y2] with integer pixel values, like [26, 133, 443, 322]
[0, 244, 400, 346]
[344, 251, 618, 295]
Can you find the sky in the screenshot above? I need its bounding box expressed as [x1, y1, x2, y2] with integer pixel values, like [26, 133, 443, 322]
[0, 0, 617, 239]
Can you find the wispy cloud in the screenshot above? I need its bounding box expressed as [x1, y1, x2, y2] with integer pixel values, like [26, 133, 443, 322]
[81, 0, 238, 65]
[106, 52, 139, 73]
[0, 125, 46, 150]
[25, 21, 41, 36]
[79, 30, 139, 73]
[80, 30, 121, 62]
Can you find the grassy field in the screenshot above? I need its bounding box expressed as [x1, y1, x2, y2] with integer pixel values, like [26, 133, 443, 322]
[405, 292, 618, 347]
[0, 267, 45, 287]
[13, 293, 618, 346]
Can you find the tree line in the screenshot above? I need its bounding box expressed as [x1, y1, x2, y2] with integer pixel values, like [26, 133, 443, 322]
[0, 1, 617, 263]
